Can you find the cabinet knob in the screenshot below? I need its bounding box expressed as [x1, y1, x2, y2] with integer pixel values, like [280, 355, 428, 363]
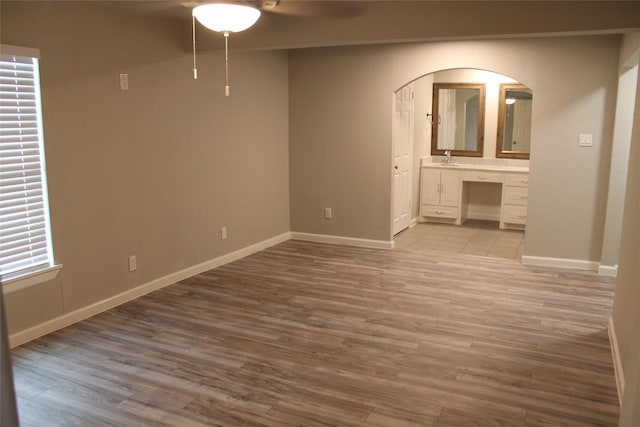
[394, 165, 399, 170]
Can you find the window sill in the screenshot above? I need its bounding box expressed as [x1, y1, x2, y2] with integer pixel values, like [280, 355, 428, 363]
[2, 264, 63, 294]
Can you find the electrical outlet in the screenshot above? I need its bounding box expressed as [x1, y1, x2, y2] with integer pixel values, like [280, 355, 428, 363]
[221, 226, 227, 240]
[128, 255, 137, 272]
[325, 207, 332, 219]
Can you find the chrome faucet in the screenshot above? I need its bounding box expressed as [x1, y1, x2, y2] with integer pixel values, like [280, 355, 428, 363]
[443, 150, 455, 165]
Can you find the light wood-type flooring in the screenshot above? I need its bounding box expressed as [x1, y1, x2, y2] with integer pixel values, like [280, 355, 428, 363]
[11, 240, 619, 426]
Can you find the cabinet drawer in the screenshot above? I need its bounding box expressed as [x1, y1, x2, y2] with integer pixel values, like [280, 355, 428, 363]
[461, 171, 502, 183]
[504, 174, 529, 187]
[504, 186, 529, 206]
[421, 205, 458, 219]
[503, 205, 528, 225]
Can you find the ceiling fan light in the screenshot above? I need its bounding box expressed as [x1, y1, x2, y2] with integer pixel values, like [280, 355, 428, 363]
[193, 3, 261, 33]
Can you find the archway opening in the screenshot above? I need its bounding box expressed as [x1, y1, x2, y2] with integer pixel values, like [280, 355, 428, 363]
[392, 68, 532, 262]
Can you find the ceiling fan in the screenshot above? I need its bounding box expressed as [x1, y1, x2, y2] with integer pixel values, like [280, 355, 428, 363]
[103, 1, 366, 95]
[108, 0, 366, 19]
[186, 1, 365, 96]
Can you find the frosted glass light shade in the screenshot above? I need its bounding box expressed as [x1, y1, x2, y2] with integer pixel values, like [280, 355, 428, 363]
[193, 3, 261, 33]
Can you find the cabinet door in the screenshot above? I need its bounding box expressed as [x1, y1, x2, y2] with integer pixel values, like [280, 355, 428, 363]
[440, 170, 460, 207]
[421, 169, 442, 205]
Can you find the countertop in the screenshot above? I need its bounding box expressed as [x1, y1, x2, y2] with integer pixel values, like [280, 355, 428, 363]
[421, 161, 529, 173]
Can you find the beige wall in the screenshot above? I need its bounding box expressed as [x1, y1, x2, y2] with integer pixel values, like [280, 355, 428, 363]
[612, 32, 640, 427]
[289, 36, 619, 254]
[1, 2, 290, 334]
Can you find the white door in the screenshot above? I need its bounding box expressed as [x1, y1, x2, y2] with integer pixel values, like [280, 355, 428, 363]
[393, 83, 414, 235]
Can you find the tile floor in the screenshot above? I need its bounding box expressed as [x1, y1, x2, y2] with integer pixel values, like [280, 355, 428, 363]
[394, 219, 524, 260]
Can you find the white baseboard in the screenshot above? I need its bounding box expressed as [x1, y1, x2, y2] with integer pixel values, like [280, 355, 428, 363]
[9, 232, 291, 348]
[598, 264, 618, 277]
[290, 232, 394, 249]
[608, 316, 625, 406]
[409, 217, 419, 228]
[521, 255, 599, 271]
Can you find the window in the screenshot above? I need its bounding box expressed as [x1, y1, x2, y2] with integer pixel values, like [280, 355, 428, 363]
[1, 45, 59, 290]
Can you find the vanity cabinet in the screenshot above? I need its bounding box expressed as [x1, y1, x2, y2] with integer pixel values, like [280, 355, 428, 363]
[420, 169, 460, 221]
[500, 173, 529, 229]
[420, 163, 529, 229]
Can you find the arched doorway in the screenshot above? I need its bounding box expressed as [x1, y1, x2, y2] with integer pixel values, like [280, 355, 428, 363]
[392, 68, 532, 261]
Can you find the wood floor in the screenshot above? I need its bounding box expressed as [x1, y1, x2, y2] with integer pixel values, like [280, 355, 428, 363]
[11, 240, 619, 426]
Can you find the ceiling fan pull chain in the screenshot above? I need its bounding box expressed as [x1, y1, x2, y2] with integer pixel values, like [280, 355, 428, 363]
[192, 15, 197, 79]
[224, 32, 230, 97]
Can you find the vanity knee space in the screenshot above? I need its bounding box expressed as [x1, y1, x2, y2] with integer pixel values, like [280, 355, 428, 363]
[419, 164, 529, 229]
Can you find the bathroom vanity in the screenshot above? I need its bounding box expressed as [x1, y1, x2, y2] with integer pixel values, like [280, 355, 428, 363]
[419, 162, 529, 229]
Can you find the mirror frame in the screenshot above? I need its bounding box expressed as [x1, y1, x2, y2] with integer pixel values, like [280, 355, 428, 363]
[496, 83, 532, 160]
[431, 83, 486, 158]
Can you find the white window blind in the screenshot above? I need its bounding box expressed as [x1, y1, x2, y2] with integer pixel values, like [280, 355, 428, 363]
[0, 47, 54, 281]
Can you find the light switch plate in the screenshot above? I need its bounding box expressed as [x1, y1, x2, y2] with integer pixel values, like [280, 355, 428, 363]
[120, 73, 129, 91]
[579, 133, 593, 147]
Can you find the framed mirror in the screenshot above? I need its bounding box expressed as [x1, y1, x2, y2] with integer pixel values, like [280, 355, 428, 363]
[496, 83, 532, 159]
[431, 83, 485, 157]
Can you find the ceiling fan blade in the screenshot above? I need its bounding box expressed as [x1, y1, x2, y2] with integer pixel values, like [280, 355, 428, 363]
[258, 1, 366, 18]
